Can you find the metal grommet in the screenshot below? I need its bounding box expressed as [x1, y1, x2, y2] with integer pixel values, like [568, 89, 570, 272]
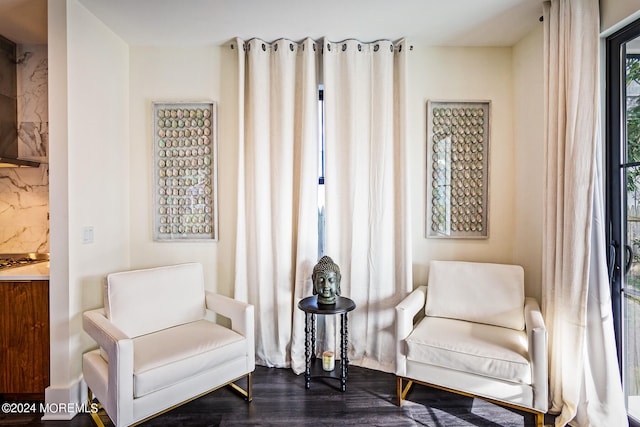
[262, 43, 266, 51]
[327, 43, 331, 51]
[274, 44, 278, 51]
[342, 44, 347, 51]
[374, 44, 379, 52]
[390, 45, 393, 52]
[358, 44, 362, 51]
[290, 43, 294, 51]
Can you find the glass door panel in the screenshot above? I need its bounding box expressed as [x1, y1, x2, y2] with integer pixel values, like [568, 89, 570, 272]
[609, 24, 640, 424]
[621, 35, 640, 423]
[628, 53, 640, 164]
[625, 293, 640, 420]
[627, 166, 640, 420]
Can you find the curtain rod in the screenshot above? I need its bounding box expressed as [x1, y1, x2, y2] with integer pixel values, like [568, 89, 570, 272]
[230, 39, 413, 51]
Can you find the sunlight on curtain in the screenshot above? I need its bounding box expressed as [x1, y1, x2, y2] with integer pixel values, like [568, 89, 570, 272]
[323, 39, 412, 373]
[234, 38, 319, 373]
[542, 1, 627, 425]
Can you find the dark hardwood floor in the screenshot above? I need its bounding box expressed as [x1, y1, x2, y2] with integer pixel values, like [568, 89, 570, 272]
[2, 365, 554, 426]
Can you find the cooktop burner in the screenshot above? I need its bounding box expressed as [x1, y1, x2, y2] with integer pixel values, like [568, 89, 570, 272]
[0, 253, 49, 271]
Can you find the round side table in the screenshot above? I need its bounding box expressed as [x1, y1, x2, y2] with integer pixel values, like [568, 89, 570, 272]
[298, 295, 356, 392]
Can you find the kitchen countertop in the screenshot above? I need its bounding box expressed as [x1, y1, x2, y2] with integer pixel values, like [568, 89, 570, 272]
[0, 262, 50, 280]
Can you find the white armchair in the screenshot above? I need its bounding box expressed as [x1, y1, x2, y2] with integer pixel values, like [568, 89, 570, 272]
[82, 263, 255, 427]
[395, 261, 547, 427]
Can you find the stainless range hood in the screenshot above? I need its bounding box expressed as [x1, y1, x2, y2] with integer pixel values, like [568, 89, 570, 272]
[0, 35, 39, 168]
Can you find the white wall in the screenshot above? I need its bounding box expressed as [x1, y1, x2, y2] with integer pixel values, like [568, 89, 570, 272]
[127, 45, 238, 297]
[46, 0, 130, 416]
[66, 0, 130, 361]
[408, 46, 519, 286]
[47, 0, 71, 404]
[513, 25, 544, 300]
[405, 30, 545, 299]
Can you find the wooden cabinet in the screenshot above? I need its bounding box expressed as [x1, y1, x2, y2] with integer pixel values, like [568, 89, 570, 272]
[0, 280, 49, 398]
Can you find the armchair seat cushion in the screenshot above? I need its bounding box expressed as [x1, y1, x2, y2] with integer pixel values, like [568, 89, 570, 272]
[133, 319, 246, 398]
[406, 316, 531, 385]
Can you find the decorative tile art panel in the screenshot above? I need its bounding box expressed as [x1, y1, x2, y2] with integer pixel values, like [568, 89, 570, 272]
[427, 100, 490, 239]
[152, 102, 218, 241]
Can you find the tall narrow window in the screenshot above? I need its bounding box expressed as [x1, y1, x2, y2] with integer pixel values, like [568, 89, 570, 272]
[318, 86, 325, 257]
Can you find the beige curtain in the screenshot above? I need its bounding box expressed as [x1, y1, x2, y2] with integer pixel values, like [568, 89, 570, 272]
[234, 38, 319, 374]
[322, 39, 412, 373]
[542, 1, 627, 425]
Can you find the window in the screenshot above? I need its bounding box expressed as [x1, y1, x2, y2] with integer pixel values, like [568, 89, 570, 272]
[318, 86, 325, 258]
[606, 20, 640, 426]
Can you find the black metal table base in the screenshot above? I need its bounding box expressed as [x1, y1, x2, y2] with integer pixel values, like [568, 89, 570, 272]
[304, 313, 349, 391]
[299, 296, 356, 393]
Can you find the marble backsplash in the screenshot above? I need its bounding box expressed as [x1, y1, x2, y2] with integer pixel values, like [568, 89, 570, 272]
[0, 165, 49, 253]
[0, 44, 49, 254]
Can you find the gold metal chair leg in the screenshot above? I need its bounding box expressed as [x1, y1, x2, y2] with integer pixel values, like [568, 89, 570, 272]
[396, 376, 413, 407]
[228, 372, 253, 402]
[535, 411, 544, 427]
[87, 388, 105, 427]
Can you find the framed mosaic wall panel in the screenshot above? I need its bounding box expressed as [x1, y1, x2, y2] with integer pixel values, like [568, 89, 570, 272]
[427, 100, 490, 239]
[152, 101, 218, 241]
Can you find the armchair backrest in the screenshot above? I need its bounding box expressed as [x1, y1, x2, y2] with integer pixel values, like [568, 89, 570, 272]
[104, 262, 206, 338]
[426, 260, 525, 330]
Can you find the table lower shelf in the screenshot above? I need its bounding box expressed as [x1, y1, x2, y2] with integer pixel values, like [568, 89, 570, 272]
[305, 357, 349, 391]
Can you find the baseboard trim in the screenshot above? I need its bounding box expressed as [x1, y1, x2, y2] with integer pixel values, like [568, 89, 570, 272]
[40, 377, 88, 421]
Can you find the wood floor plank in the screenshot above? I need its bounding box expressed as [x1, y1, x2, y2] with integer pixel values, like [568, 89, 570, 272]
[2, 365, 553, 426]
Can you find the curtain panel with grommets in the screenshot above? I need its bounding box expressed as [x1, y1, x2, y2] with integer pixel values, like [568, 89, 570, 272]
[233, 36, 412, 374]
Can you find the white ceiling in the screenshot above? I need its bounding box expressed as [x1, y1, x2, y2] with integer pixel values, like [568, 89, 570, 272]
[0, 0, 47, 44]
[0, 0, 545, 47]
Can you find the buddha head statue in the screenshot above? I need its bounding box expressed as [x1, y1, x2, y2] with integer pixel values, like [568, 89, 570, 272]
[312, 256, 341, 305]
